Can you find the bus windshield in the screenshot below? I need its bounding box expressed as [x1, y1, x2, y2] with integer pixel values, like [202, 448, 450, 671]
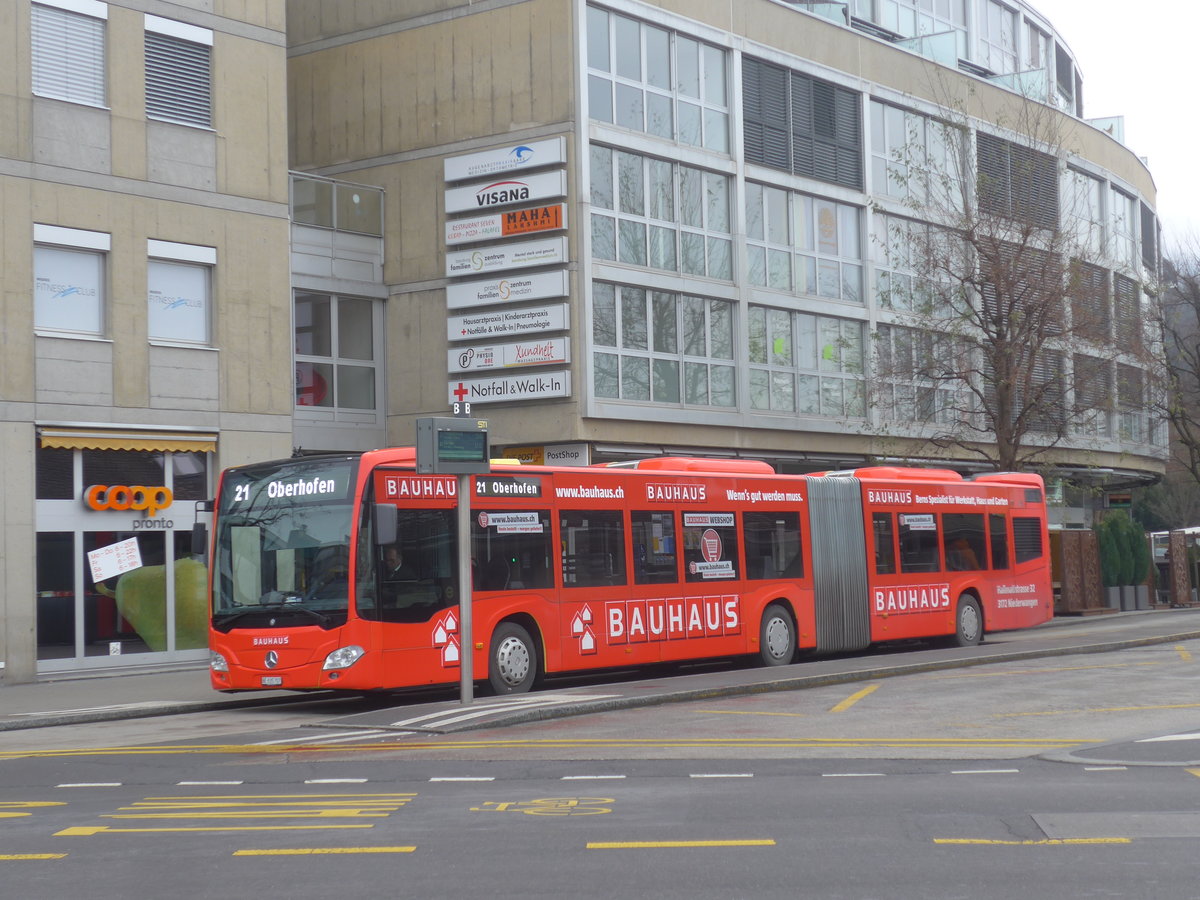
[212, 456, 358, 631]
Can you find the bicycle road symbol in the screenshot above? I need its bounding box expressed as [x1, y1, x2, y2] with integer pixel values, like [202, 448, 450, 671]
[471, 797, 614, 816]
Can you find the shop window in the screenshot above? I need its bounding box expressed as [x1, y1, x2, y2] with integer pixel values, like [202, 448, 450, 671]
[171, 451, 209, 501]
[36, 447, 74, 499]
[82, 449, 165, 489]
[36, 532, 75, 659]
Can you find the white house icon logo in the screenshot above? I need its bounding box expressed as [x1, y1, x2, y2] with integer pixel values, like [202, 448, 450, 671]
[571, 605, 596, 655]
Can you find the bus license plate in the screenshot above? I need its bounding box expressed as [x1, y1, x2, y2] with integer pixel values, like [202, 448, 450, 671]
[261, 676, 283, 686]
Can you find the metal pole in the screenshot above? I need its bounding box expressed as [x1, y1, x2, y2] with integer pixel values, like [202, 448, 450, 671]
[457, 472, 473, 704]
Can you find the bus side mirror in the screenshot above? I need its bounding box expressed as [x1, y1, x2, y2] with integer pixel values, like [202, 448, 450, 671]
[192, 499, 213, 559]
[192, 522, 208, 558]
[374, 503, 398, 546]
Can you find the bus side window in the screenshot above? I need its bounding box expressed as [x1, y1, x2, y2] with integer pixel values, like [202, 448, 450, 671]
[743, 511, 803, 580]
[943, 513, 986, 571]
[989, 513, 1009, 570]
[471, 510, 553, 591]
[873, 513, 895, 575]
[898, 514, 940, 573]
[682, 512, 740, 583]
[632, 511, 678, 584]
[560, 510, 627, 587]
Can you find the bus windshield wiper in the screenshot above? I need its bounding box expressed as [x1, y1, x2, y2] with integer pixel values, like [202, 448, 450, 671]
[212, 600, 331, 629]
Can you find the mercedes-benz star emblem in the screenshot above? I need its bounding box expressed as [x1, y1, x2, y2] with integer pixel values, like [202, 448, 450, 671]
[264, 650, 279, 669]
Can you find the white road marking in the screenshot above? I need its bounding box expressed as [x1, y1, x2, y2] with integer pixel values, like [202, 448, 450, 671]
[1137, 732, 1200, 743]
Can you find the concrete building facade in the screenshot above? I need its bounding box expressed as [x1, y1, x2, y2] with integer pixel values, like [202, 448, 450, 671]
[1, 0, 292, 682]
[285, 1, 1164, 492]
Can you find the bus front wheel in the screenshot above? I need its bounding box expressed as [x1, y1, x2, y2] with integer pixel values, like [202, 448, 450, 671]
[487, 622, 539, 694]
[759, 603, 797, 667]
[952, 595, 983, 647]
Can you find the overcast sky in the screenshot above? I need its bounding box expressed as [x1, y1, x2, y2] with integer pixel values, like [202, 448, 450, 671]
[1027, 0, 1197, 250]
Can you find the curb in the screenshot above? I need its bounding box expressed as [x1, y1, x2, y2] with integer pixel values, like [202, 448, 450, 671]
[351, 628, 1200, 734]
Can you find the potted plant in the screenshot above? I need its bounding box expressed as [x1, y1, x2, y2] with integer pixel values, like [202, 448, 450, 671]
[1126, 519, 1152, 610]
[1097, 514, 1124, 610]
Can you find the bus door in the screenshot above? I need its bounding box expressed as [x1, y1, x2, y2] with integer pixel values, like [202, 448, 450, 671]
[558, 507, 634, 670]
[805, 476, 871, 652]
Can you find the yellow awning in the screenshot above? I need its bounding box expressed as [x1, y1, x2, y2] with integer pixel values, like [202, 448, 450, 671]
[39, 429, 217, 454]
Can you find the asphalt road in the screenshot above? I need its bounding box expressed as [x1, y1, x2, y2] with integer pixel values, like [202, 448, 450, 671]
[5, 610, 1200, 898]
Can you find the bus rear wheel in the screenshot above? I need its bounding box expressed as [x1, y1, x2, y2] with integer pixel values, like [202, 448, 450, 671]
[488, 622, 539, 694]
[952, 595, 983, 646]
[759, 603, 797, 667]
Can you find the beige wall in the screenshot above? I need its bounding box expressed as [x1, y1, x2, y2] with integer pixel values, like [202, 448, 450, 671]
[1, 422, 36, 683]
[0, 0, 293, 680]
[288, 0, 574, 171]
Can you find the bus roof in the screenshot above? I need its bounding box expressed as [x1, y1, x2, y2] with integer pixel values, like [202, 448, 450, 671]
[602, 457, 776, 475]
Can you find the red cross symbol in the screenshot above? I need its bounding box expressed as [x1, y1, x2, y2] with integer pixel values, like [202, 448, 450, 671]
[453, 382, 469, 402]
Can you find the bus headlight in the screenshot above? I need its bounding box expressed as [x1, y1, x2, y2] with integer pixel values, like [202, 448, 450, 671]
[322, 645, 365, 671]
[210, 651, 229, 673]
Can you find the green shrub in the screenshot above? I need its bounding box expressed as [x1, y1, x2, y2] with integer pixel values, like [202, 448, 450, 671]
[1097, 515, 1122, 588]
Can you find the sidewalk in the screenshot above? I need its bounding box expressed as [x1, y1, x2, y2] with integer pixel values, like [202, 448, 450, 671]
[0, 665, 315, 732]
[3, 608, 1199, 734]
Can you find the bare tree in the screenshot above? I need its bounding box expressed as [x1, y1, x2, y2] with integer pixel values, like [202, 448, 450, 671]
[1156, 243, 1200, 493]
[868, 77, 1155, 473]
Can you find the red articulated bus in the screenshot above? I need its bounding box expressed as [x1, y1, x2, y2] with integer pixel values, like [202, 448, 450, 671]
[206, 449, 1052, 694]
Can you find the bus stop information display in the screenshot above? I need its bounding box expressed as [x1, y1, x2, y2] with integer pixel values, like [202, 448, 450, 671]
[416, 416, 490, 475]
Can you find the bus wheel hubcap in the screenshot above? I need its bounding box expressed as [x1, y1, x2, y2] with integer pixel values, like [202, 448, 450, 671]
[496, 637, 530, 684]
[960, 605, 980, 641]
[765, 617, 790, 659]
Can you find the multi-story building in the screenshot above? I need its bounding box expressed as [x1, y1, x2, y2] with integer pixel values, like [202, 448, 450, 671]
[285, 3, 1163, 496]
[1, 0, 292, 682]
[1, 0, 1164, 681]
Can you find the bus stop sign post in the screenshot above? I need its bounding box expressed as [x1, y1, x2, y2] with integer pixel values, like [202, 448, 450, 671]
[416, 411, 490, 705]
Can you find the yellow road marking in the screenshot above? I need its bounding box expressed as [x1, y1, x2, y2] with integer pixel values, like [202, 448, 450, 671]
[138, 794, 414, 801]
[995, 703, 1200, 719]
[588, 840, 776, 849]
[934, 661, 1162, 679]
[0, 853, 68, 860]
[831, 684, 879, 713]
[105, 810, 392, 819]
[1177, 644, 1193, 662]
[697, 710, 807, 718]
[55, 824, 374, 836]
[0, 802, 66, 808]
[234, 847, 415, 856]
[935, 838, 1130, 845]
